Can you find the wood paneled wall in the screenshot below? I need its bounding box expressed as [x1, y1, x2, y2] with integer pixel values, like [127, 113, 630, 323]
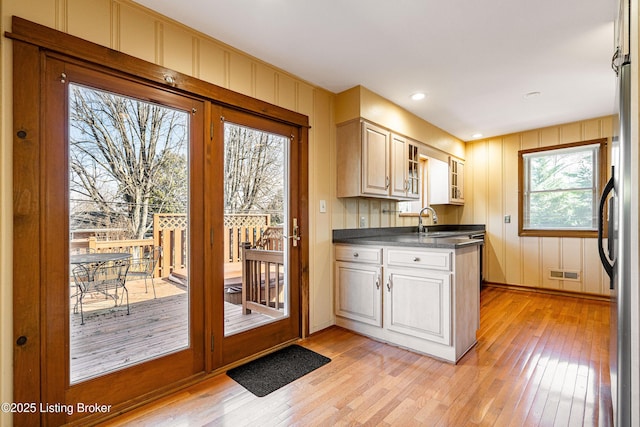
[0, 2, 336, 416]
[462, 116, 614, 296]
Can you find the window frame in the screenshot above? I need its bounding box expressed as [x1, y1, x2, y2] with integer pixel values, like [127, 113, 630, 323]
[518, 138, 608, 238]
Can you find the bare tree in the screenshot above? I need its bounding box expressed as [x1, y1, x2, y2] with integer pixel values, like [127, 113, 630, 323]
[223, 123, 285, 223]
[69, 84, 188, 239]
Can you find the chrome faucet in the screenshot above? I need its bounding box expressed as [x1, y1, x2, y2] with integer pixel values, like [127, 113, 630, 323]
[418, 206, 438, 233]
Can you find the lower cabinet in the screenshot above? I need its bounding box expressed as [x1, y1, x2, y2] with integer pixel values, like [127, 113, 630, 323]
[335, 261, 382, 327]
[385, 268, 451, 346]
[334, 244, 479, 364]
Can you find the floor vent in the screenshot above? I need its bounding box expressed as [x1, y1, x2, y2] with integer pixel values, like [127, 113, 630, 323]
[548, 269, 581, 281]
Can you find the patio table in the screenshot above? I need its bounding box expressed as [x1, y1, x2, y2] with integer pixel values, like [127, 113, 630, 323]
[70, 252, 133, 283]
[70, 252, 132, 266]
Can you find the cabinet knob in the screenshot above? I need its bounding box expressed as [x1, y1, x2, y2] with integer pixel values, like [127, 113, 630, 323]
[353, 252, 359, 258]
[413, 257, 420, 262]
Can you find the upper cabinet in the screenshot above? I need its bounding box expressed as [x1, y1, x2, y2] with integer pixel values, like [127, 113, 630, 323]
[337, 119, 419, 200]
[390, 134, 420, 200]
[430, 156, 465, 205]
[449, 157, 464, 204]
[362, 121, 391, 196]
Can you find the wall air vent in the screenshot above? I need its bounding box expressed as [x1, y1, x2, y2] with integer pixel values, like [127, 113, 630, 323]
[547, 269, 581, 282]
[550, 270, 564, 279]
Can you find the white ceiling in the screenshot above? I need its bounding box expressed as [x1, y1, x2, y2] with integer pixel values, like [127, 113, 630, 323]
[133, 0, 617, 141]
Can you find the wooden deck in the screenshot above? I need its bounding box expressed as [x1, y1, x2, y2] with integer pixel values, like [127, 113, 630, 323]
[70, 278, 274, 384]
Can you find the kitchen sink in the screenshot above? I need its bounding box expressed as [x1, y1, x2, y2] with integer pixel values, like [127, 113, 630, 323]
[418, 231, 455, 237]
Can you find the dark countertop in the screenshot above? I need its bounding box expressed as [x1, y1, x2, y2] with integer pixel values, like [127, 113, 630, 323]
[332, 225, 485, 249]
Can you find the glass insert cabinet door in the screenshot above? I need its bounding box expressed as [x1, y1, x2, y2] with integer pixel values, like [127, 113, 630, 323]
[68, 83, 191, 383]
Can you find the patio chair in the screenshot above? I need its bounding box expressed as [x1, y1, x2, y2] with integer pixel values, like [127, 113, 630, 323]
[255, 226, 284, 251]
[70, 247, 95, 255]
[71, 264, 90, 320]
[73, 259, 130, 325]
[127, 246, 162, 298]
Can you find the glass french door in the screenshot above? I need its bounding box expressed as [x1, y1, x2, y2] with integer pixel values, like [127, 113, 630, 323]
[214, 108, 301, 366]
[67, 82, 193, 384]
[12, 21, 309, 425]
[42, 59, 205, 424]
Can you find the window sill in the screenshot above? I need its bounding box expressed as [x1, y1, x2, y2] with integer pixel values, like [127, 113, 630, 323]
[518, 229, 600, 238]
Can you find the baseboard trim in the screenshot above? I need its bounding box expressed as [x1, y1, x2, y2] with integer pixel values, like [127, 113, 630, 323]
[482, 281, 611, 302]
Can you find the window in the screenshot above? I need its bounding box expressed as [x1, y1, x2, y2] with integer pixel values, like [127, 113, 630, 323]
[518, 139, 607, 237]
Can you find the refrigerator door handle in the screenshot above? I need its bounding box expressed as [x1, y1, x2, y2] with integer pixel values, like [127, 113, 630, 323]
[598, 167, 615, 282]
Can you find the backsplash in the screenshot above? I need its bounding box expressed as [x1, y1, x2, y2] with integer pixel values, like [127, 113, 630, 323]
[332, 197, 464, 230]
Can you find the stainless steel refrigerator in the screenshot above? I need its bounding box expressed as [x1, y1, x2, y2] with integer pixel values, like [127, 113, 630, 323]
[599, 0, 633, 424]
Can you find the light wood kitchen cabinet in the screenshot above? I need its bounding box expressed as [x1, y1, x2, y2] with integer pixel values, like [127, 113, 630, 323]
[334, 243, 480, 363]
[429, 156, 465, 205]
[334, 245, 383, 327]
[385, 247, 452, 346]
[385, 267, 451, 345]
[337, 119, 419, 200]
[450, 157, 464, 204]
[390, 134, 420, 200]
[361, 122, 390, 196]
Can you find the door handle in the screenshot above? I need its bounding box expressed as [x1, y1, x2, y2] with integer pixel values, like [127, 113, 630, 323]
[284, 218, 301, 247]
[598, 167, 615, 284]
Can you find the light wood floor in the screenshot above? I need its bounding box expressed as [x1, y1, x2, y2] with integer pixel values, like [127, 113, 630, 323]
[101, 286, 613, 426]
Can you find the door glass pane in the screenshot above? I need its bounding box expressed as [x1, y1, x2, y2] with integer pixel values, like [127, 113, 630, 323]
[68, 84, 190, 384]
[223, 122, 289, 336]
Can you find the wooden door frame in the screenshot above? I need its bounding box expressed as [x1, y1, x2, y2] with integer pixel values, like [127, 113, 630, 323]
[8, 16, 309, 426]
[39, 57, 208, 425]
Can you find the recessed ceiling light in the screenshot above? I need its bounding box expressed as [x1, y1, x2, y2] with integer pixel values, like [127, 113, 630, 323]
[523, 91, 541, 99]
[411, 92, 426, 101]
[472, 133, 483, 139]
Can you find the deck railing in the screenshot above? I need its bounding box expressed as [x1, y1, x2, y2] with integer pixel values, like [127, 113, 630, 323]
[223, 214, 272, 264]
[70, 213, 273, 279]
[241, 242, 285, 318]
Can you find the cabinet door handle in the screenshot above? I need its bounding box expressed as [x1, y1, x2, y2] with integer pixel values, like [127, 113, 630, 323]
[385, 176, 390, 189]
[386, 277, 392, 292]
[376, 273, 381, 290]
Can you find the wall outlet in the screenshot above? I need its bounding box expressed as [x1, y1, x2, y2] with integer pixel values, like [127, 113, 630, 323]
[360, 216, 367, 228]
[504, 215, 511, 223]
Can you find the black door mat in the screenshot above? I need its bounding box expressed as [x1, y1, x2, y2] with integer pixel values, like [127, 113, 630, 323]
[227, 344, 331, 397]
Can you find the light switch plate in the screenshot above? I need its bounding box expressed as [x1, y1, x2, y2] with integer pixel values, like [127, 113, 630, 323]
[504, 215, 511, 223]
[319, 200, 327, 213]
